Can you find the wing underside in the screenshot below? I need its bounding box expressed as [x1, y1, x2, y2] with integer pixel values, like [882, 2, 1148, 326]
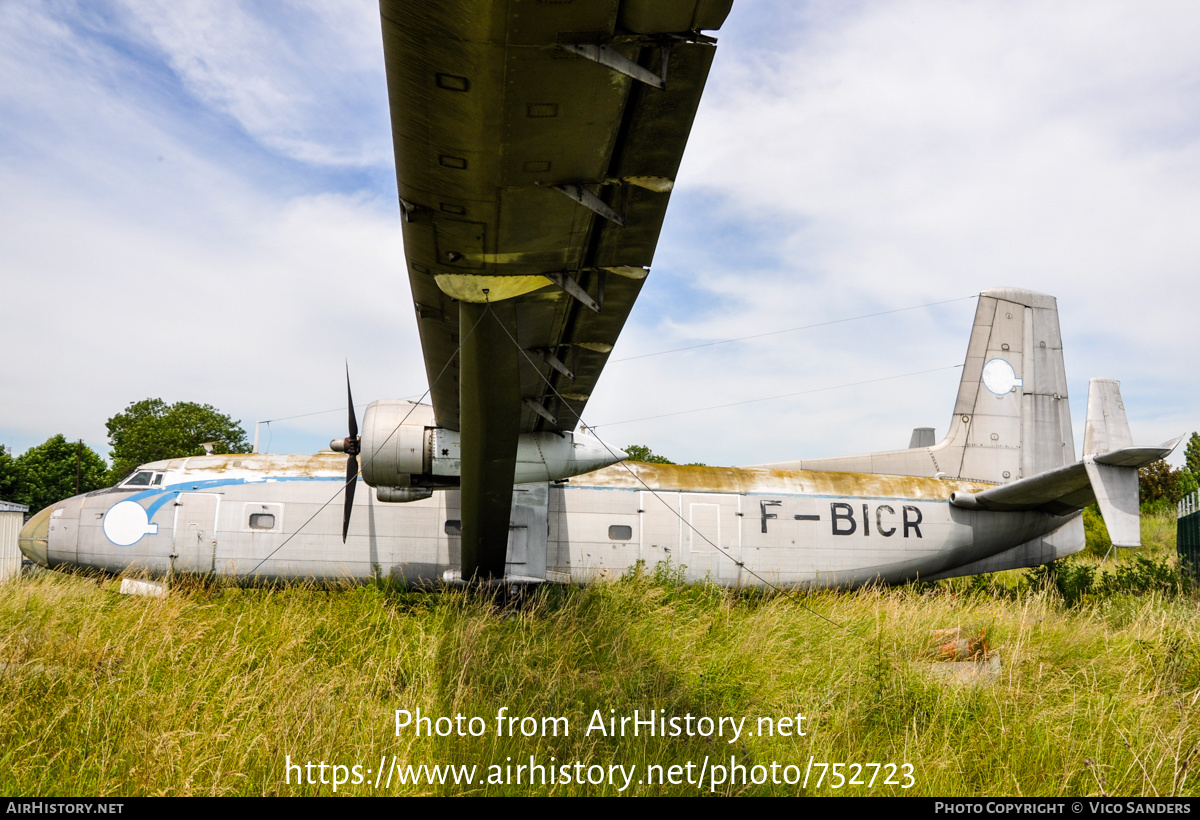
[381, 0, 730, 433]
[380, 0, 732, 577]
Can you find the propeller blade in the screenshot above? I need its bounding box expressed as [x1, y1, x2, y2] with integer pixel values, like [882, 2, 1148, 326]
[346, 363, 358, 441]
[342, 362, 361, 543]
[342, 449, 358, 543]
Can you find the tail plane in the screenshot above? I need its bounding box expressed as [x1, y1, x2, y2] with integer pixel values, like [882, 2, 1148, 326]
[949, 379, 1180, 548]
[754, 287, 1181, 554]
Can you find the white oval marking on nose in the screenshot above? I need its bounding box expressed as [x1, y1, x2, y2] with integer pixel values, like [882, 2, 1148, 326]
[102, 500, 159, 546]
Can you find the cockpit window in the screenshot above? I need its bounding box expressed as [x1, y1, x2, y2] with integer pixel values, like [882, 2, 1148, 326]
[122, 471, 154, 487]
[152, 474, 163, 486]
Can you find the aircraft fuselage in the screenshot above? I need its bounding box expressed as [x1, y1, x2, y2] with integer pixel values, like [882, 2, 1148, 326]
[21, 453, 1078, 589]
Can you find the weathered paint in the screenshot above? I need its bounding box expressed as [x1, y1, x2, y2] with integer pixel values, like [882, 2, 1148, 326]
[582, 462, 991, 500]
[20, 453, 1074, 590]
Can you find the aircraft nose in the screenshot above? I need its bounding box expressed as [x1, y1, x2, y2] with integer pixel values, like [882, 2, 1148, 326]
[18, 504, 54, 567]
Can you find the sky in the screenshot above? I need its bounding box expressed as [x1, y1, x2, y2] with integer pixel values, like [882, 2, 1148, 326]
[2, 0, 1198, 472]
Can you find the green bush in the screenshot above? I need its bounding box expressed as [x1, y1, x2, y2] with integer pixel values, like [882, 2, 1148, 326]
[1082, 504, 1112, 557]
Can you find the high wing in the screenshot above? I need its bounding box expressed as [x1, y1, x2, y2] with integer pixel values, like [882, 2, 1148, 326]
[379, 0, 733, 578]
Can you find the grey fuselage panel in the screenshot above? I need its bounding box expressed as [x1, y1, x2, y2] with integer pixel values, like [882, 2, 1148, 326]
[36, 455, 1080, 589]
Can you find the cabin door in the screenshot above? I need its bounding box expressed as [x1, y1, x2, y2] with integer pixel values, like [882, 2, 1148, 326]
[683, 494, 742, 584]
[172, 493, 219, 574]
[506, 483, 548, 580]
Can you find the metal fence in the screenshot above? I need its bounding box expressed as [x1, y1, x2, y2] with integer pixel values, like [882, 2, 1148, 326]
[1179, 490, 1200, 578]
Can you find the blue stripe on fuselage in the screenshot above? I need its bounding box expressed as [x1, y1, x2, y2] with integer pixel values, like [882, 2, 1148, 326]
[123, 475, 350, 523]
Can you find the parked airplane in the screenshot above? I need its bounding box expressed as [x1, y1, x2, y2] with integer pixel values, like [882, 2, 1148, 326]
[18, 288, 1180, 589]
[15, 5, 1181, 588]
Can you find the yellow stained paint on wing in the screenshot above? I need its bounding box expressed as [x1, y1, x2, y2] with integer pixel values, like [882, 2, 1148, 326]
[458, 252, 567, 265]
[434, 274, 553, 303]
[602, 266, 649, 279]
[623, 176, 673, 193]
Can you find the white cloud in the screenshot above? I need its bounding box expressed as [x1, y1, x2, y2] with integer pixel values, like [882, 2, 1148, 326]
[114, 0, 391, 167]
[594, 0, 1200, 465]
[0, 2, 408, 458]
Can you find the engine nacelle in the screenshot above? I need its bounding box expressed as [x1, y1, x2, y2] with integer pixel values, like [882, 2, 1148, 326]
[359, 400, 437, 487]
[351, 399, 626, 490]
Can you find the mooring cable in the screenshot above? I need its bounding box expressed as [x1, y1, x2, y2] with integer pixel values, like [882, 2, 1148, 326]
[486, 301, 866, 639]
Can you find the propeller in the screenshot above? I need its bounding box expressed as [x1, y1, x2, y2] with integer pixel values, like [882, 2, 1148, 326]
[330, 365, 361, 542]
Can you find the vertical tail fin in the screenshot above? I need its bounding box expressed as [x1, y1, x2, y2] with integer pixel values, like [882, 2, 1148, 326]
[932, 287, 1074, 482]
[1083, 378, 1133, 455]
[1083, 379, 1139, 546]
[758, 288, 1075, 483]
[946, 377, 1181, 549]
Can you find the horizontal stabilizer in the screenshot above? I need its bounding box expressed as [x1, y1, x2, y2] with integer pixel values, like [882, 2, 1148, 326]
[949, 460, 1089, 514]
[1094, 444, 1182, 467]
[949, 439, 1180, 516]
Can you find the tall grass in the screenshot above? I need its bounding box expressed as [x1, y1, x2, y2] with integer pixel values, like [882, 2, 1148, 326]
[1, 516, 1197, 796]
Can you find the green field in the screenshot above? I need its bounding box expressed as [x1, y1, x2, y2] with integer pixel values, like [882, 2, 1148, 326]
[2, 510, 1197, 796]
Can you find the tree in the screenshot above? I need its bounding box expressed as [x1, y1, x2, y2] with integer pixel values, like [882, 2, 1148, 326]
[623, 444, 675, 464]
[107, 398, 250, 480]
[0, 446, 20, 503]
[12, 435, 108, 512]
[1181, 468, 1200, 500]
[1183, 433, 1200, 497]
[1139, 458, 1195, 512]
[1082, 503, 1111, 557]
[1187, 432, 1200, 476]
[621, 444, 706, 467]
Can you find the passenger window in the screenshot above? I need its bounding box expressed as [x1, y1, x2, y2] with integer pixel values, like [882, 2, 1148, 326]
[444, 520, 462, 536]
[249, 513, 276, 530]
[608, 525, 633, 541]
